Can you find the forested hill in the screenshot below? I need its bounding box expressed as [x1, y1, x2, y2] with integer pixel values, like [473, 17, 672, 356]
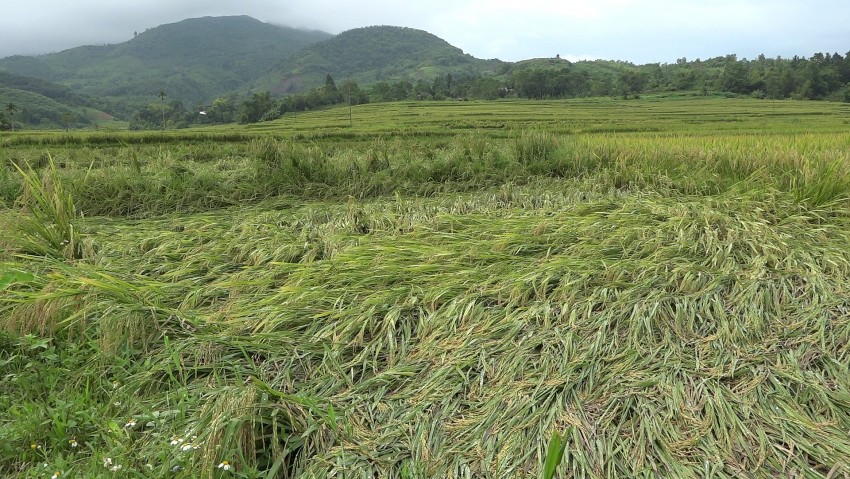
[0, 72, 116, 130]
[0, 16, 332, 109]
[255, 25, 504, 94]
[0, 71, 98, 108]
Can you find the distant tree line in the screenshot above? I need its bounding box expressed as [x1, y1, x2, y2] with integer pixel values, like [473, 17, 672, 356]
[497, 51, 850, 101]
[663, 52, 850, 101]
[127, 51, 850, 129]
[129, 75, 369, 129]
[240, 75, 370, 123]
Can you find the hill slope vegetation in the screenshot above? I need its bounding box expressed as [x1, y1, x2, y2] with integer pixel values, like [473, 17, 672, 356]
[0, 71, 117, 129]
[255, 25, 504, 94]
[0, 16, 331, 108]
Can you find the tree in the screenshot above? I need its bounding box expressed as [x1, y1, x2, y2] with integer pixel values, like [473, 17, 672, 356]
[370, 82, 393, 102]
[414, 79, 433, 100]
[208, 96, 238, 124]
[469, 77, 502, 100]
[616, 70, 646, 99]
[62, 111, 74, 131]
[239, 91, 274, 124]
[765, 68, 782, 100]
[515, 70, 550, 99]
[338, 80, 369, 105]
[322, 74, 343, 104]
[5, 103, 18, 132]
[158, 91, 167, 130]
[720, 60, 749, 94]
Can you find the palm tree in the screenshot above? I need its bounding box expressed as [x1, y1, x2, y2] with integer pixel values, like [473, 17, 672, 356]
[158, 91, 167, 130]
[6, 103, 18, 132]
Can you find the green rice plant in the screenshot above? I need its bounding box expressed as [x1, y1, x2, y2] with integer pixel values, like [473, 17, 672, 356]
[10, 155, 87, 260]
[790, 156, 850, 206]
[515, 129, 560, 166]
[0, 160, 22, 208]
[542, 430, 569, 479]
[250, 138, 344, 197]
[0, 268, 34, 291]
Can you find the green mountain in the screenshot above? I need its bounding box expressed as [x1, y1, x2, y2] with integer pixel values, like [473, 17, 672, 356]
[256, 26, 504, 94]
[0, 71, 117, 129]
[0, 16, 332, 109]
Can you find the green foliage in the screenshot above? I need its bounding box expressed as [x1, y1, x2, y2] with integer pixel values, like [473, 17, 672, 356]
[129, 99, 200, 130]
[0, 16, 332, 109]
[0, 86, 94, 129]
[256, 25, 504, 94]
[616, 69, 646, 98]
[0, 71, 105, 110]
[239, 91, 274, 124]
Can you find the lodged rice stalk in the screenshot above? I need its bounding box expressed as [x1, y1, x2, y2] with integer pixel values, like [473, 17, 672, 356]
[3, 101, 850, 477]
[4, 177, 850, 477]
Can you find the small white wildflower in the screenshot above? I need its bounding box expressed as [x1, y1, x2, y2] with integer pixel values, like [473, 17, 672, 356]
[69, 438, 78, 448]
[146, 464, 154, 471]
[169, 436, 183, 446]
[113, 401, 121, 407]
[180, 443, 193, 452]
[103, 457, 113, 467]
[51, 471, 61, 479]
[109, 464, 122, 472]
[217, 460, 231, 471]
[124, 419, 137, 428]
[112, 381, 119, 389]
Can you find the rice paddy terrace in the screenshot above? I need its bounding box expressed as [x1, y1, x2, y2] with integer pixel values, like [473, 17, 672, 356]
[2, 98, 850, 478]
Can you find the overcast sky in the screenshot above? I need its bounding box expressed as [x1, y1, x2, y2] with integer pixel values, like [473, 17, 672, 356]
[1, 0, 848, 64]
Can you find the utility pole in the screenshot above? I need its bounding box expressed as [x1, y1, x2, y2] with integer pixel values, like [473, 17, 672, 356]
[158, 90, 167, 130]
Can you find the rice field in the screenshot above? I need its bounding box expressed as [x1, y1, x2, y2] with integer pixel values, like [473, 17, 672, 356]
[2, 98, 850, 478]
